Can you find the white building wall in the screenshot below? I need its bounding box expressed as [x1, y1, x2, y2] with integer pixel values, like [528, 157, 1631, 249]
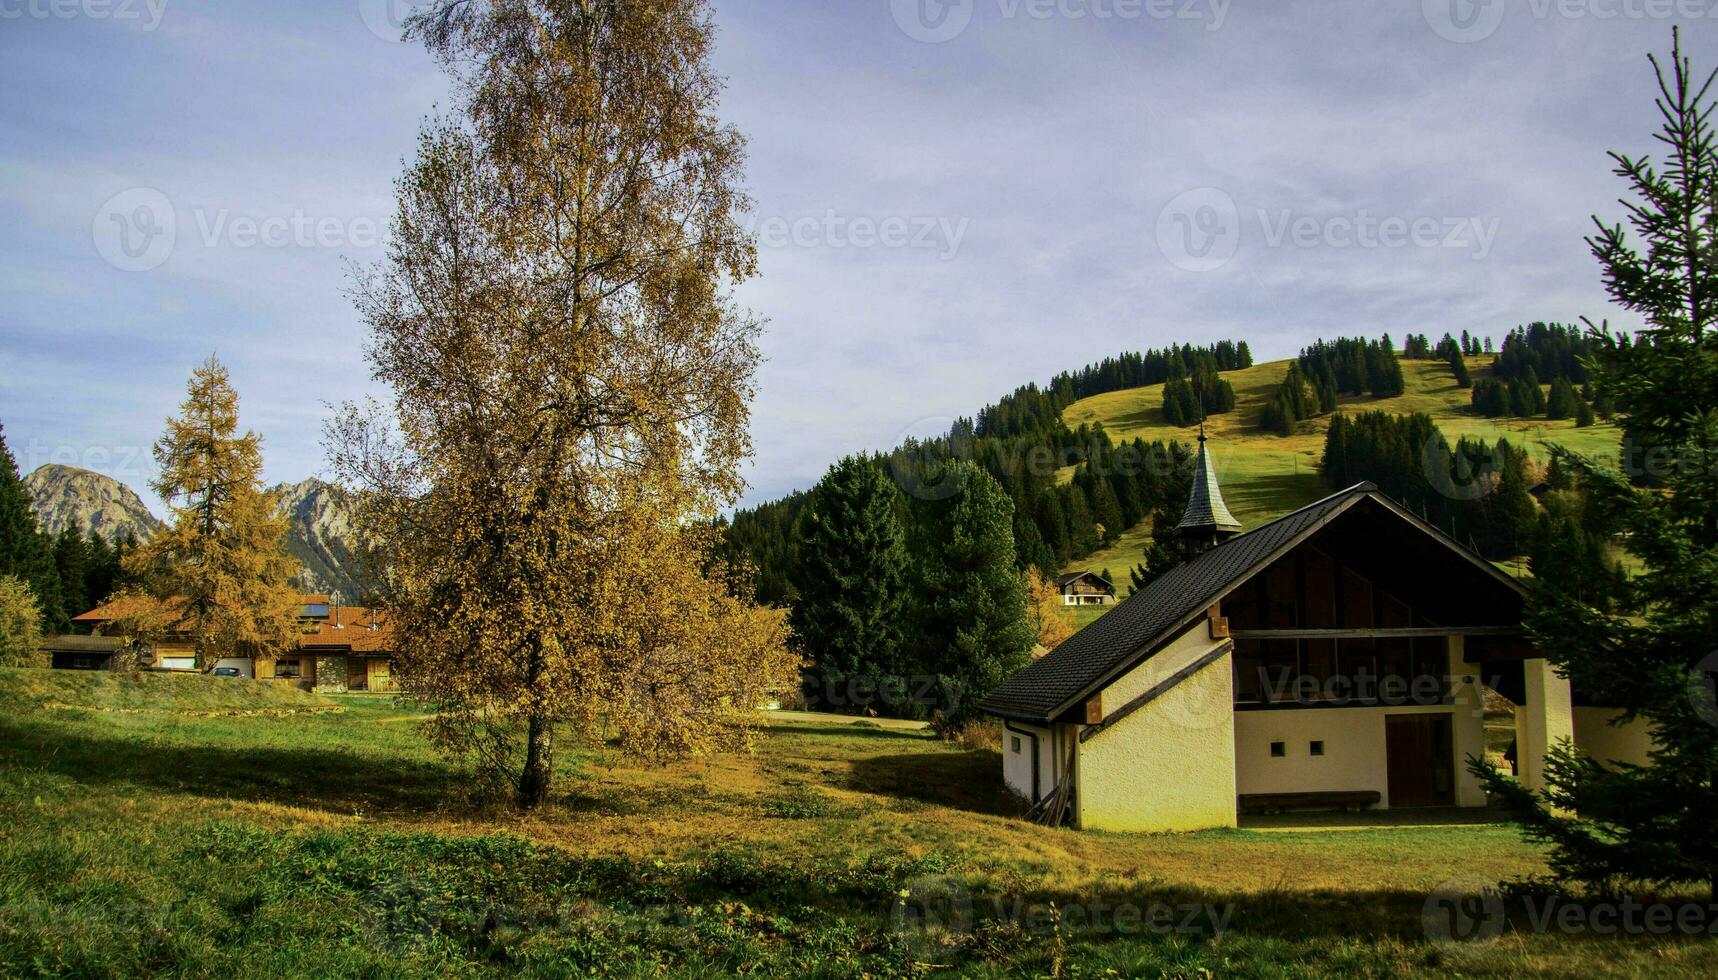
[1516, 658, 1575, 793]
[1075, 621, 1238, 832]
[1572, 706, 1657, 768]
[1234, 639, 1488, 808]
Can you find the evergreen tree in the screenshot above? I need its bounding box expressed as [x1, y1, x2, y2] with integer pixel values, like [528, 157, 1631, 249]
[1575, 399, 1597, 428]
[125, 356, 302, 671]
[52, 521, 91, 622]
[0, 423, 66, 632]
[790, 455, 910, 686]
[912, 466, 1035, 731]
[1547, 377, 1579, 420]
[1450, 350, 1473, 388]
[1473, 32, 1718, 900]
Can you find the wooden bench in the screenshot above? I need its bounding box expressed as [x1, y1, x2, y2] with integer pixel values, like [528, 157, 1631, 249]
[1238, 791, 1381, 815]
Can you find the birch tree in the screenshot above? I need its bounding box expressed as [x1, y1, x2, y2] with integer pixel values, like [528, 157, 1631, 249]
[331, 0, 795, 807]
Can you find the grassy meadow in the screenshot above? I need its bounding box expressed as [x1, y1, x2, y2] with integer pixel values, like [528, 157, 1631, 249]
[2, 669, 1713, 977]
[1061, 356, 1624, 595]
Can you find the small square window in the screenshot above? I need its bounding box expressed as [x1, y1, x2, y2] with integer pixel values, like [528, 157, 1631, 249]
[1270, 741, 1286, 758]
[1010, 736, 1023, 754]
[1310, 740, 1325, 757]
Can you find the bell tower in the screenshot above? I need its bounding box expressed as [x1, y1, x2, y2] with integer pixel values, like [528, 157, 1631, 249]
[1173, 422, 1243, 553]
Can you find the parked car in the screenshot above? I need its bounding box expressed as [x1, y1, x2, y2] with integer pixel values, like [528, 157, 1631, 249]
[211, 667, 242, 678]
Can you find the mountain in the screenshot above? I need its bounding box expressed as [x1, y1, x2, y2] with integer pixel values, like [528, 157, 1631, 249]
[23, 465, 164, 543]
[21, 465, 366, 599]
[271, 478, 365, 600]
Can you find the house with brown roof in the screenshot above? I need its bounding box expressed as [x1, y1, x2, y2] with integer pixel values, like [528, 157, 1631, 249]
[981, 432, 1655, 832]
[66, 593, 398, 692]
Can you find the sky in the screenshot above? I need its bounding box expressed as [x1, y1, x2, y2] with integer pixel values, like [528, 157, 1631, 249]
[0, 0, 1710, 515]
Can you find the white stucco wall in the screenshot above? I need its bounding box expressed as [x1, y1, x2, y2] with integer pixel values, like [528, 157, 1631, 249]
[1516, 657, 1575, 792]
[1572, 706, 1657, 768]
[1234, 640, 1488, 808]
[1075, 622, 1238, 832]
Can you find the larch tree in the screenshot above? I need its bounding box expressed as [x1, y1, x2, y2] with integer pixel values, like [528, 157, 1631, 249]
[329, 0, 795, 808]
[1472, 31, 1718, 900]
[1024, 565, 1074, 653]
[126, 356, 302, 671]
[0, 575, 43, 668]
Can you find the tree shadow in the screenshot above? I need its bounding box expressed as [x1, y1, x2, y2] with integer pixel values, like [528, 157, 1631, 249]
[0, 716, 464, 816]
[847, 749, 1025, 817]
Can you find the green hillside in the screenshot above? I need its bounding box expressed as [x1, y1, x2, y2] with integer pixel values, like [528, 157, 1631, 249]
[1058, 354, 1623, 604]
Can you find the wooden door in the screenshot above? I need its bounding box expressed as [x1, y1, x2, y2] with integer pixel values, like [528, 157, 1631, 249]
[347, 657, 368, 692]
[1386, 714, 1455, 807]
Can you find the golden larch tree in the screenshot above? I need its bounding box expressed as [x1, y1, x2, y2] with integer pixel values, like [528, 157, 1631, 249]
[1025, 566, 1075, 653]
[329, 0, 797, 808]
[126, 355, 301, 671]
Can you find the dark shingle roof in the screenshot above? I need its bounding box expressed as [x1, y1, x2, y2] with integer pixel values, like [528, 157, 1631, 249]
[1174, 435, 1242, 536]
[980, 483, 1378, 723]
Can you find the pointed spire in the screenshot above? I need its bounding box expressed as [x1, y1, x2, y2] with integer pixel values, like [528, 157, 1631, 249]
[1174, 428, 1242, 549]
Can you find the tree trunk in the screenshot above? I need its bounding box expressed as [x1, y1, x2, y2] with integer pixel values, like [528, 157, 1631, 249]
[517, 712, 554, 809]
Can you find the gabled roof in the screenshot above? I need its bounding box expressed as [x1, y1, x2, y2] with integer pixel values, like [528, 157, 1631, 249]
[979, 482, 1527, 723]
[73, 593, 395, 654]
[1054, 571, 1114, 589]
[1174, 434, 1241, 537]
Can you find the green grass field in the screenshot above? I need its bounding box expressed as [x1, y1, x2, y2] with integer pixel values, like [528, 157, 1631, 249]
[1060, 356, 1624, 594]
[3, 668, 1712, 977]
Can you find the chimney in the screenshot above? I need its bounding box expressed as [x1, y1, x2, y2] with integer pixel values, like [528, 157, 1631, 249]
[331, 591, 342, 629]
[1172, 422, 1244, 554]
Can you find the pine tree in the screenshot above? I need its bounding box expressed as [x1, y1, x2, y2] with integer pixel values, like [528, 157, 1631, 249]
[1473, 31, 1718, 900]
[52, 521, 91, 621]
[0, 423, 66, 632]
[1450, 350, 1473, 388]
[791, 456, 910, 685]
[913, 466, 1035, 731]
[125, 356, 302, 671]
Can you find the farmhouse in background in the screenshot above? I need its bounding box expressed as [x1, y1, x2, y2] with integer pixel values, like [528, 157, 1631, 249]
[981, 432, 1654, 833]
[59, 593, 398, 692]
[1056, 570, 1116, 606]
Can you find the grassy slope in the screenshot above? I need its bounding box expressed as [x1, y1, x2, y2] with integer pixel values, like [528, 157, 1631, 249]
[1060, 355, 1624, 596]
[2, 674, 1712, 976]
[0, 666, 339, 716]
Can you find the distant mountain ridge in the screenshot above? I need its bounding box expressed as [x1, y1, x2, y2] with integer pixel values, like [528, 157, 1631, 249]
[23, 465, 365, 600]
[22, 465, 163, 543]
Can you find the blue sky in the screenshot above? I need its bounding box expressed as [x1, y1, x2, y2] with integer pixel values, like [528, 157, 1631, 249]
[0, 1, 1707, 514]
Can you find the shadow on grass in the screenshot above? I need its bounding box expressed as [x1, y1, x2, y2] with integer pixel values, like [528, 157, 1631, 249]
[847, 749, 1026, 817]
[764, 722, 932, 742]
[0, 715, 465, 815]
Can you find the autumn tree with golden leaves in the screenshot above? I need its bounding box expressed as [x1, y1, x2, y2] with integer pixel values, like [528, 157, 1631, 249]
[1024, 566, 1075, 653]
[330, 0, 795, 808]
[126, 356, 302, 671]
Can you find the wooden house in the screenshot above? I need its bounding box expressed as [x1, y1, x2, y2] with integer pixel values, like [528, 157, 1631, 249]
[1055, 571, 1116, 606]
